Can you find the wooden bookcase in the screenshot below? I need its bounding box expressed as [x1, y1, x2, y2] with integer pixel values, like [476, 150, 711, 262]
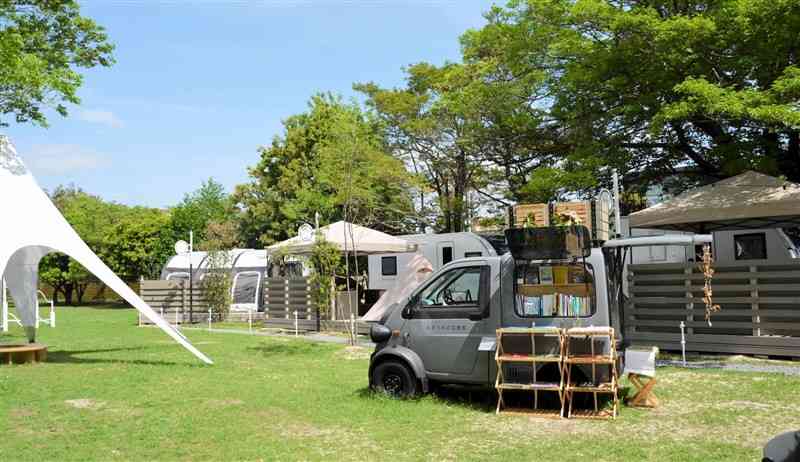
[563, 327, 619, 419]
[495, 327, 565, 417]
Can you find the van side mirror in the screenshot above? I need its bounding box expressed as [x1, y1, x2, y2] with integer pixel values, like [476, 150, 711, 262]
[401, 304, 415, 319]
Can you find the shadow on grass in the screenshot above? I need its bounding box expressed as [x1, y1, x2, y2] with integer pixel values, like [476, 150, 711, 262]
[47, 346, 200, 367]
[355, 385, 496, 412]
[247, 342, 329, 357]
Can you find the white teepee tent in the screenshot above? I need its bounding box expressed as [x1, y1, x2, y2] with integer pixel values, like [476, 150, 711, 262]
[0, 136, 212, 364]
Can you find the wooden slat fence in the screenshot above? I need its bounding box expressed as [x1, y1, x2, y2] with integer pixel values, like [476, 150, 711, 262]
[625, 261, 800, 357]
[262, 277, 315, 320]
[139, 279, 210, 324]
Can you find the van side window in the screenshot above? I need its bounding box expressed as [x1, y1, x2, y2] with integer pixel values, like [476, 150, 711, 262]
[514, 262, 595, 318]
[464, 251, 482, 258]
[442, 246, 453, 265]
[419, 267, 482, 308]
[381, 256, 398, 276]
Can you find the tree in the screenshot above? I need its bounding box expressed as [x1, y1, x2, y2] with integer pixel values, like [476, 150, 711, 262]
[200, 220, 238, 317]
[170, 178, 236, 245]
[0, 1, 114, 126]
[104, 207, 174, 281]
[461, 0, 800, 194]
[39, 185, 122, 304]
[233, 93, 417, 246]
[39, 185, 175, 304]
[356, 64, 492, 233]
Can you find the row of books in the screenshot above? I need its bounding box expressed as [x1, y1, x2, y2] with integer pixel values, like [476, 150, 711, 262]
[517, 265, 588, 285]
[520, 294, 592, 317]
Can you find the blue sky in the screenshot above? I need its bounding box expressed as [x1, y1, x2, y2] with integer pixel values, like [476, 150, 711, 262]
[6, 0, 492, 207]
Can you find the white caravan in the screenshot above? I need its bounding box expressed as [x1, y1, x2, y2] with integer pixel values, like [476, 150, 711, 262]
[368, 232, 507, 291]
[161, 249, 308, 312]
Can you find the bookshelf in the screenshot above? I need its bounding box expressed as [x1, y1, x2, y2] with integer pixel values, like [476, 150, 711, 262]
[563, 327, 619, 419]
[518, 283, 592, 297]
[495, 327, 565, 417]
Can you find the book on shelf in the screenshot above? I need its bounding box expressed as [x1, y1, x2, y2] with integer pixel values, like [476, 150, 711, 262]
[539, 266, 554, 285]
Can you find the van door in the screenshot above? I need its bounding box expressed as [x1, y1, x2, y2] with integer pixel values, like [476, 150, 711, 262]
[402, 264, 491, 376]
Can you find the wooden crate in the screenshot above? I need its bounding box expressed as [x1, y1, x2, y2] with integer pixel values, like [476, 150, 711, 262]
[513, 204, 550, 228]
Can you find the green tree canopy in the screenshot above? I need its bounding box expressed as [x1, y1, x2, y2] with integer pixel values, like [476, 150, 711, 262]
[233, 93, 418, 246]
[170, 178, 235, 245]
[39, 185, 175, 304]
[0, 0, 114, 126]
[461, 0, 800, 193]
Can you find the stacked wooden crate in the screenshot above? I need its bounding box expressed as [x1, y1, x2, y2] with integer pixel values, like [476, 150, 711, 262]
[563, 327, 619, 419]
[495, 327, 565, 417]
[495, 326, 620, 419]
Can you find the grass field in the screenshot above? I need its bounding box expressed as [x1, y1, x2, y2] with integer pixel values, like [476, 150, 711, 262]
[1, 307, 797, 461]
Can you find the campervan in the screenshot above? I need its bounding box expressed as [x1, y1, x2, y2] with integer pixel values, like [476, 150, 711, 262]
[161, 249, 307, 312]
[367, 232, 507, 291]
[367, 227, 709, 397]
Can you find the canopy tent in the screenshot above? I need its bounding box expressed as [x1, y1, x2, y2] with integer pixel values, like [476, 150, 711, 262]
[628, 171, 800, 232]
[0, 136, 212, 364]
[267, 221, 416, 255]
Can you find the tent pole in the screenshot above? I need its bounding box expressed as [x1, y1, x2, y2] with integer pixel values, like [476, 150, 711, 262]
[1, 277, 7, 333]
[189, 230, 194, 324]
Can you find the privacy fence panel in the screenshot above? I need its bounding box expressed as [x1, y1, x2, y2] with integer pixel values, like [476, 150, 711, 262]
[139, 280, 210, 324]
[262, 277, 314, 320]
[625, 261, 800, 357]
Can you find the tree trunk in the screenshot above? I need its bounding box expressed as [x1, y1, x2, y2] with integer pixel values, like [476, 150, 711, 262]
[64, 283, 74, 306]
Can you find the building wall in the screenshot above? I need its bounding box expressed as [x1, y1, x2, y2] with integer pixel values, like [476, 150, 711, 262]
[713, 229, 796, 264]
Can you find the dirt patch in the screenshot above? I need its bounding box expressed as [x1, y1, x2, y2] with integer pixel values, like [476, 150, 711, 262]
[207, 398, 244, 407]
[9, 407, 35, 419]
[65, 398, 106, 410]
[337, 346, 371, 361]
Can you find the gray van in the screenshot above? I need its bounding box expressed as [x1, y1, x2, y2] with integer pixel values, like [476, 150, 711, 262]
[368, 227, 614, 397]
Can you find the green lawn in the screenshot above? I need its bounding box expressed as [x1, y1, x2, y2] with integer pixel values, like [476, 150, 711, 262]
[1, 307, 797, 461]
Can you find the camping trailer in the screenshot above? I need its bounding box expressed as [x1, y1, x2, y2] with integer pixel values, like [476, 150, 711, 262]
[367, 232, 507, 291]
[161, 249, 307, 312]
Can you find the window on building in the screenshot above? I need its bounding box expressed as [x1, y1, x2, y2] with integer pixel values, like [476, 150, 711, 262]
[442, 246, 453, 265]
[381, 256, 398, 276]
[734, 233, 767, 260]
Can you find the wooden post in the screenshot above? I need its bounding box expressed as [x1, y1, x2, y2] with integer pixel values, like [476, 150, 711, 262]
[750, 265, 760, 336]
[284, 279, 290, 320]
[684, 266, 694, 335]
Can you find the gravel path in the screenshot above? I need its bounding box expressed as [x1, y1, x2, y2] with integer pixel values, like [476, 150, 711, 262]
[658, 359, 800, 376]
[181, 325, 375, 348]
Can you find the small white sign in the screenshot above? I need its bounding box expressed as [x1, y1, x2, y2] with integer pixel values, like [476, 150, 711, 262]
[174, 240, 189, 255]
[478, 336, 496, 352]
[298, 223, 314, 242]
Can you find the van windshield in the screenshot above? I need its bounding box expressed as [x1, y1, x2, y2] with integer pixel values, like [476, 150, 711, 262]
[514, 262, 595, 318]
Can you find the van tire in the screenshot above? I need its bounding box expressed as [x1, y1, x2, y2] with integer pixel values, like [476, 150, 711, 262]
[371, 360, 419, 398]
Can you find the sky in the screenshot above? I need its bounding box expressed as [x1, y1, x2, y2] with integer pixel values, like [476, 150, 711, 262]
[6, 0, 493, 208]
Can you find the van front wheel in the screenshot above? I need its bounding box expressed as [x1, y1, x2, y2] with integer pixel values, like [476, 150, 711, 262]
[372, 360, 419, 398]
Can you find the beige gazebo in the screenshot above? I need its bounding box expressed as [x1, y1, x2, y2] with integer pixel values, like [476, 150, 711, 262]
[629, 171, 800, 232]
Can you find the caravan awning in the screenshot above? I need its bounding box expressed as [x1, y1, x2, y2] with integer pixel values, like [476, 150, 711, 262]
[628, 171, 800, 232]
[267, 221, 416, 255]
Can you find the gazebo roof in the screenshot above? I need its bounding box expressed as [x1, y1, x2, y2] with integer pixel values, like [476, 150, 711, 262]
[267, 221, 415, 255]
[629, 171, 800, 232]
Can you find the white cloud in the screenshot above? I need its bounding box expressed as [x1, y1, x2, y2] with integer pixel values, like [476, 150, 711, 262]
[77, 108, 124, 128]
[25, 144, 109, 175]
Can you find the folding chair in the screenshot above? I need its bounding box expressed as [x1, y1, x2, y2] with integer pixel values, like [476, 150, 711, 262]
[624, 346, 659, 408]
